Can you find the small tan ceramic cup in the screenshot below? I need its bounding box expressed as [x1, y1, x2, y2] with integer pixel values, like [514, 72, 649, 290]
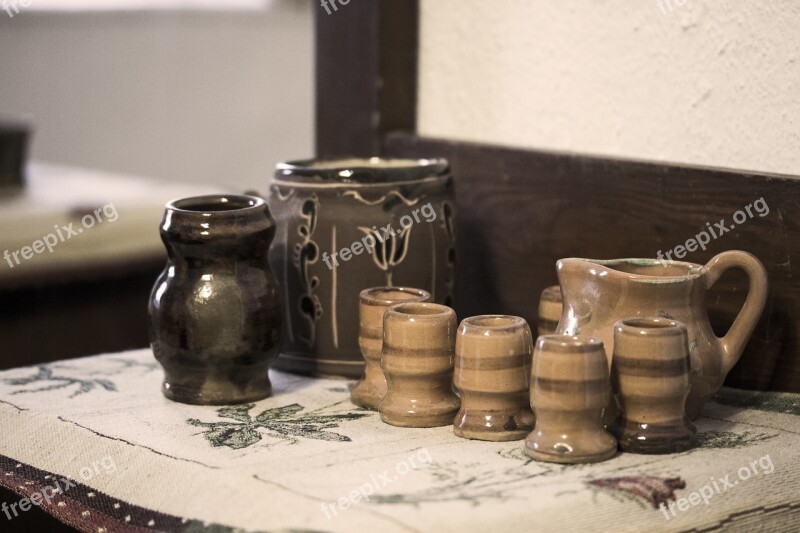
[379, 302, 459, 428]
[453, 315, 534, 441]
[525, 335, 617, 463]
[350, 287, 431, 410]
[537, 286, 563, 336]
[612, 317, 696, 454]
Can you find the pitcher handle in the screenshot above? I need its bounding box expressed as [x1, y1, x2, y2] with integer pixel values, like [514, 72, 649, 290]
[700, 251, 768, 376]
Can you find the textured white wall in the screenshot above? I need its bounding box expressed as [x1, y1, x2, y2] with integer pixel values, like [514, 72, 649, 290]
[418, 0, 800, 176]
[0, 3, 313, 191]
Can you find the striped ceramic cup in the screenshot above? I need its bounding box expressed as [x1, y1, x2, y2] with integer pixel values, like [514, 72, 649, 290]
[526, 335, 617, 463]
[612, 317, 696, 454]
[453, 315, 534, 441]
[379, 302, 459, 428]
[350, 287, 431, 410]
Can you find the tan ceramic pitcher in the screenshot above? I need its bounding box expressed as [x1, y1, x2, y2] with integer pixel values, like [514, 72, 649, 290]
[556, 251, 768, 419]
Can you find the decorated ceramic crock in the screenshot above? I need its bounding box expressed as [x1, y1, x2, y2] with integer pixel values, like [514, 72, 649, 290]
[268, 158, 457, 377]
[149, 194, 284, 405]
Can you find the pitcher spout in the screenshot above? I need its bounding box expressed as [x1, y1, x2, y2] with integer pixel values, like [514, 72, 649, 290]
[554, 257, 702, 339]
[555, 258, 612, 337]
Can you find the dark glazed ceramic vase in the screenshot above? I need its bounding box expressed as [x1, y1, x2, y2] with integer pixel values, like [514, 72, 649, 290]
[268, 158, 456, 378]
[149, 194, 284, 405]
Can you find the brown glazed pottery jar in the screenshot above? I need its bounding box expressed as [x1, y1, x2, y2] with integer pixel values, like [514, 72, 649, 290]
[526, 335, 617, 464]
[350, 286, 431, 410]
[537, 285, 562, 336]
[556, 251, 768, 418]
[380, 302, 459, 427]
[149, 195, 284, 405]
[612, 317, 696, 454]
[453, 315, 534, 441]
[268, 158, 456, 378]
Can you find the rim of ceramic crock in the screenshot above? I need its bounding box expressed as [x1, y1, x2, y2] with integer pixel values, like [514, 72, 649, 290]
[166, 194, 266, 214]
[560, 257, 704, 282]
[360, 286, 431, 306]
[275, 157, 449, 184]
[461, 315, 526, 330]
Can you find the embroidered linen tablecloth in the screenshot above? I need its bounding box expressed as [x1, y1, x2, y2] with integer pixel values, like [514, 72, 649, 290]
[0, 349, 798, 532]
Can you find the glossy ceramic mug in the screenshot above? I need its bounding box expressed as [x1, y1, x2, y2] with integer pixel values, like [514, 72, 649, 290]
[379, 302, 459, 427]
[526, 335, 617, 463]
[453, 315, 534, 441]
[537, 286, 562, 337]
[350, 286, 431, 410]
[612, 317, 696, 454]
